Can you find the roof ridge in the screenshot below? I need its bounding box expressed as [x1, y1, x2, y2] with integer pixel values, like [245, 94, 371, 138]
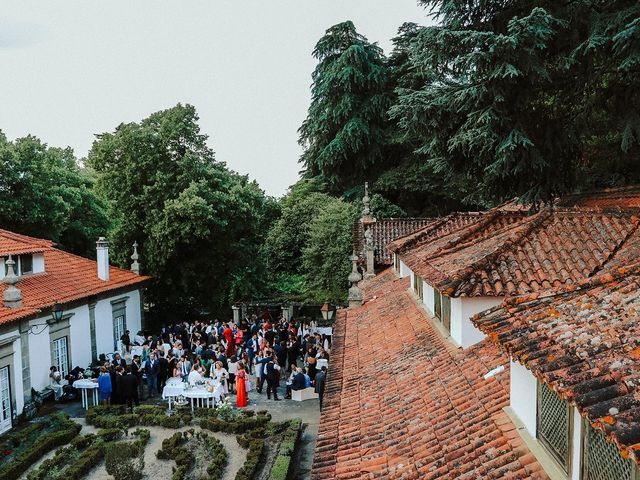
[588, 216, 640, 278]
[392, 211, 484, 254]
[430, 210, 527, 258]
[0, 228, 53, 247]
[440, 210, 552, 296]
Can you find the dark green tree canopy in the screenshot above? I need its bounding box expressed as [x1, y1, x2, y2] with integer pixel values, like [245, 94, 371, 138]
[392, 1, 640, 205]
[0, 132, 108, 257]
[88, 104, 277, 316]
[299, 21, 394, 194]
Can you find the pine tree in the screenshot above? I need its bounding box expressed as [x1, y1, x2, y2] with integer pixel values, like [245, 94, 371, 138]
[299, 21, 393, 194]
[392, 1, 640, 205]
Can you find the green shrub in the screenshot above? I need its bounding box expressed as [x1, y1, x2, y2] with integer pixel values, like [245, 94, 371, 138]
[235, 437, 264, 480]
[0, 414, 80, 480]
[269, 455, 292, 480]
[104, 428, 149, 480]
[204, 435, 227, 480]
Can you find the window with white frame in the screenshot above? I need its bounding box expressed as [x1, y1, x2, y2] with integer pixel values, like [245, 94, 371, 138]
[441, 295, 451, 332]
[537, 381, 572, 473]
[52, 337, 69, 379]
[414, 274, 424, 301]
[582, 421, 639, 480]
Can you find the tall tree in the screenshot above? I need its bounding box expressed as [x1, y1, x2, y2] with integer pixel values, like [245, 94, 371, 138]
[88, 104, 276, 316]
[299, 21, 394, 194]
[0, 132, 108, 257]
[391, 1, 640, 205]
[302, 197, 358, 302]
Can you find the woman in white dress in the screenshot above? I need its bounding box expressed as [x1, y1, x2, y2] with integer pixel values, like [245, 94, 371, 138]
[212, 361, 229, 395]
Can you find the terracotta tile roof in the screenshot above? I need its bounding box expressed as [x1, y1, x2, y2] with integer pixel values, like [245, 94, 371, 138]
[312, 269, 547, 479]
[0, 229, 52, 256]
[399, 209, 640, 297]
[353, 218, 436, 266]
[386, 212, 486, 255]
[0, 231, 150, 325]
[557, 185, 640, 208]
[473, 262, 640, 463]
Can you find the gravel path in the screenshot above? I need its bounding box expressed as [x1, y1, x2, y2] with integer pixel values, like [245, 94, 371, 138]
[19, 419, 247, 480]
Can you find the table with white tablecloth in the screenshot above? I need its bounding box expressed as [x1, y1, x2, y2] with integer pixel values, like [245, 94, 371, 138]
[73, 379, 99, 409]
[162, 378, 186, 410]
[183, 388, 217, 412]
[162, 378, 224, 411]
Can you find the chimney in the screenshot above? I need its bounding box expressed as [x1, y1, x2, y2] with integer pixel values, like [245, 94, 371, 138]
[3, 256, 22, 308]
[96, 237, 110, 281]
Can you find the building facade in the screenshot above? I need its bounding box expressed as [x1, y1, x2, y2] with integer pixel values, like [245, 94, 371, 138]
[0, 229, 148, 433]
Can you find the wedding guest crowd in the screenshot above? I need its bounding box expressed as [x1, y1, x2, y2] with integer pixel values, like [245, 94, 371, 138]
[82, 311, 330, 411]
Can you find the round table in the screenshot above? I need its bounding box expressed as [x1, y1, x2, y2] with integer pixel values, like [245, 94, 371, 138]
[72, 379, 99, 409]
[183, 387, 217, 412]
[162, 378, 185, 410]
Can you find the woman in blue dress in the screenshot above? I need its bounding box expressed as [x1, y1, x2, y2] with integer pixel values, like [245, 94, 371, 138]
[98, 367, 112, 406]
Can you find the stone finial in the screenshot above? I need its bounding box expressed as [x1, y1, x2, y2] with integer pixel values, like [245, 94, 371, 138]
[362, 182, 372, 220]
[364, 226, 373, 248]
[348, 253, 362, 285]
[364, 227, 375, 280]
[348, 253, 363, 308]
[3, 256, 22, 308]
[131, 241, 141, 275]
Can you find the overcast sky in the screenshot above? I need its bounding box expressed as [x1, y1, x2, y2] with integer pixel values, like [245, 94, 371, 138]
[0, 1, 429, 197]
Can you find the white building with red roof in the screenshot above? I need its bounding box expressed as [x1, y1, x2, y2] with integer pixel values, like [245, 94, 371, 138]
[0, 229, 149, 433]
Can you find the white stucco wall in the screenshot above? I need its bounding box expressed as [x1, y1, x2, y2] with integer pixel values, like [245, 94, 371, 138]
[570, 408, 583, 480]
[32, 253, 45, 273]
[0, 328, 24, 418]
[28, 323, 51, 392]
[94, 289, 142, 356]
[510, 359, 538, 437]
[450, 296, 503, 348]
[27, 288, 143, 392]
[423, 281, 435, 315]
[399, 259, 412, 279]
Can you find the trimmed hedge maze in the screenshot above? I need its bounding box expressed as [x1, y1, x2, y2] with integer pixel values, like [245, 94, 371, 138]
[0, 405, 302, 480]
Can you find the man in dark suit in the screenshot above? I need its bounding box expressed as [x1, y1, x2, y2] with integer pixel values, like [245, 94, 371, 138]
[285, 368, 306, 399]
[314, 366, 327, 410]
[112, 353, 126, 369]
[121, 366, 139, 411]
[145, 352, 159, 396]
[265, 355, 281, 401]
[130, 355, 144, 400]
[157, 351, 168, 394]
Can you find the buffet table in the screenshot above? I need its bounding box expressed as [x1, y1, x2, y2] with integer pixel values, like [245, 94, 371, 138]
[162, 378, 224, 412]
[72, 379, 99, 409]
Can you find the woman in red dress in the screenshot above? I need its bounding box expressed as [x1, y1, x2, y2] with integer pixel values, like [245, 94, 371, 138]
[223, 323, 234, 357]
[235, 362, 248, 408]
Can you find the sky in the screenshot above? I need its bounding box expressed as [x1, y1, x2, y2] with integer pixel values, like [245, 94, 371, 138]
[0, 0, 429, 197]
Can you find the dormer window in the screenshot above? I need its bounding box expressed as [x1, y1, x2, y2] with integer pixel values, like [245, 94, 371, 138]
[4, 254, 33, 276]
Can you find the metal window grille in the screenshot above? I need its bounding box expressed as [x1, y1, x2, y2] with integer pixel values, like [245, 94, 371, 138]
[583, 422, 637, 480]
[537, 381, 571, 472]
[441, 295, 451, 332]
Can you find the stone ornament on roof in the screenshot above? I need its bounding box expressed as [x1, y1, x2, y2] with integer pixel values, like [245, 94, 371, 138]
[131, 241, 141, 275]
[3, 256, 22, 308]
[362, 182, 373, 223]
